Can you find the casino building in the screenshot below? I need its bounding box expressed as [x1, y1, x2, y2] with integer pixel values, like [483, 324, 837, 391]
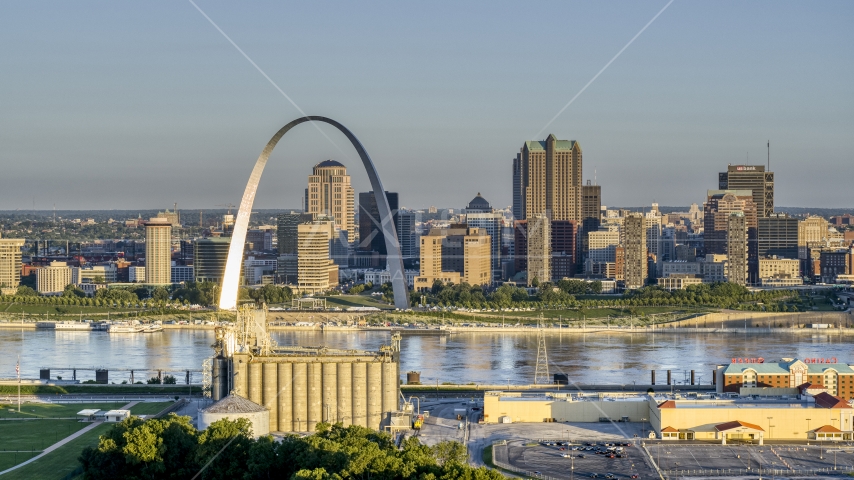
[719, 357, 854, 399]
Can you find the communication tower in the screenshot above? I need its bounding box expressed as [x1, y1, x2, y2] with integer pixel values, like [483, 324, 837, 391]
[534, 316, 550, 385]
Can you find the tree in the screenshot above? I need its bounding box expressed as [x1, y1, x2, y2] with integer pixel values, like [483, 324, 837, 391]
[163, 375, 177, 385]
[432, 440, 468, 466]
[151, 287, 170, 302]
[62, 284, 87, 298]
[16, 285, 39, 297]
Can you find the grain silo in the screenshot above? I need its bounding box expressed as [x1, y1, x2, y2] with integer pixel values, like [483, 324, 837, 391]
[208, 304, 401, 433]
[198, 394, 270, 438]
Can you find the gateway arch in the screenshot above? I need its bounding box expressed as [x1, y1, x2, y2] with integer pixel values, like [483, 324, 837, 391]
[218, 116, 409, 311]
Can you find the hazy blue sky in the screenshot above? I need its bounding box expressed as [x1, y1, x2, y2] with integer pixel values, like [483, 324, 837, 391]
[1, 1, 851, 211]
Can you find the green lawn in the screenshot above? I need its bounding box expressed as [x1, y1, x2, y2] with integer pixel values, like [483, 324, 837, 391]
[0, 423, 111, 480]
[129, 401, 175, 416]
[0, 420, 87, 451]
[0, 452, 40, 472]
[0, 403, 125, 420]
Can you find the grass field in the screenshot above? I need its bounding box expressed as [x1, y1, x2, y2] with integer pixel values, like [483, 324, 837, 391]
[0, 451, 40, 472]
[0, 419, 88, 451]
[129, 401, 174, 416]
[0, 423, 111, 480]
[0, 403, 125, 420]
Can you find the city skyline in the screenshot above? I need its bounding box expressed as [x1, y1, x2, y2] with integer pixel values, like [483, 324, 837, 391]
[0, 1, 851, 210]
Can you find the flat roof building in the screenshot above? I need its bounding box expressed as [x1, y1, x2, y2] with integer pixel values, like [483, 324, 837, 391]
[0, 234, 25, 295]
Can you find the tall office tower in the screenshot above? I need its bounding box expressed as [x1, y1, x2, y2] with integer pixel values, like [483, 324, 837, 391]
[0, 234, 25, 295]
[551, 220, 577, 280]
[645, 212, 663, 271]
[464, 193, 502, 281]
[512, 156, 524, 220]
[719, 165, 774, 217]
[305, 160, 355, 242]
[526, 215, 551, 286]
[277, 212, 302, 256]
[297, 221, 338, 293]
[705, 190, 758, 283]
[144, 218, 172, 284]
[623, 213, 647, 290]
[580, 181, 601, 269]
[413, 225, 491, 290]
[357, 191, 399, 254]
[396, 210, 417, 260]
[798, 216, 831, 258]
[513, 220, 528, 274]
[758, 213, 798, 259]
[516, 134, 582, 221]
[194, 237, 231, 284]
[704, 191, 757, 255]
[727, 213, 748, 286]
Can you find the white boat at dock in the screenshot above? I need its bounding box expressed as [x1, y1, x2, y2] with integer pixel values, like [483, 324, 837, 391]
[108, 323, 144, 333]
[54, 321, 93, 331]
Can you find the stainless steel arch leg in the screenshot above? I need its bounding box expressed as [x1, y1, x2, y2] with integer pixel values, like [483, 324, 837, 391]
[218, 116, 409, 310]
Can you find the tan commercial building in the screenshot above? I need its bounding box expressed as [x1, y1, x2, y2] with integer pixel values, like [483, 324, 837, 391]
[799, 216, 832, 259]
[144, 218, 172, 284]
[658, 274, 703, 291]
[306, 160, 355, 243]
[526, 215, 550, 286]
[623, 213, 646, 289]
[414, 225, 491, 290]
[37, 261, 72, 295]
[0, 234, 25, 295]
[759, 257, 802, 287]
[484, 390, 854, 443]
[515, 135, 582, 222]
[297, 221, 339, 294]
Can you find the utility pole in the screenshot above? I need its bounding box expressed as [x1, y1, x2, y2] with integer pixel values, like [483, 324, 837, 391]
[17, 355, 21, 412]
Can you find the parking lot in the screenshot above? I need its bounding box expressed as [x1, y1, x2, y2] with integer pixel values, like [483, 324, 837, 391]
[652, 444, 854, 477]
[501, 441, 656, 479]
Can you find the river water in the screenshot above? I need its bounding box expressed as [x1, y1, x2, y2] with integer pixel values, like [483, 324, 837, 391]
[1, 329, 851, 386]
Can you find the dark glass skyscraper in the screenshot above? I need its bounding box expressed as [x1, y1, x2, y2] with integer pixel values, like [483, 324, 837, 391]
[357, 191, 399, 255]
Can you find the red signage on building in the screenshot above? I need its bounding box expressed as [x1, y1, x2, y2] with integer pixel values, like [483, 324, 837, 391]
[732, 357, 764, 364]
[803, 357, 837, 364]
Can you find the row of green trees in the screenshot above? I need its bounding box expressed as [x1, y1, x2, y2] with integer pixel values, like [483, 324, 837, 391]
[79, 416, 503, 480]
[3, 281, 292, 309]
[412, 279, 797, 311]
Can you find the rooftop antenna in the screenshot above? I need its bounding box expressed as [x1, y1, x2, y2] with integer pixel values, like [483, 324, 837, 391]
[594, 167, 597, 186]
[767, 140, 770, 170]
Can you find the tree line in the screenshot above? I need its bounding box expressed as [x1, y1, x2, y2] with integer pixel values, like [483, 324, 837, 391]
[79, 415, 504, 480]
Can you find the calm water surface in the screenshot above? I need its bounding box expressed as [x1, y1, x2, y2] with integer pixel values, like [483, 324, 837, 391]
[1, 329, 851, 385]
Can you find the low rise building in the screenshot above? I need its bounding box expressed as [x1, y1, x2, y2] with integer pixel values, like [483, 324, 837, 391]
[719, 357, 854, 399]
[758, 257, 802, 287]
[658, 274, 703, 291]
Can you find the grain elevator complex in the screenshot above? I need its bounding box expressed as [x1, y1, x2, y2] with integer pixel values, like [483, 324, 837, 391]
[206, 304, 401, 434]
